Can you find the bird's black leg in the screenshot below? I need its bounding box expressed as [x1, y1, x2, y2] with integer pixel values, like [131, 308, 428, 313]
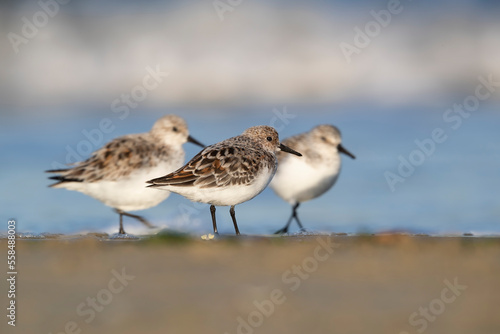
[114, 209, 155, 234]
[116, 210, 126, 235]
[210, 205, 218, 235]
[118, 210, 155, 228]
[275, 203, 302, 234]
[274, 205, 295, 234]
[229, 205, 241, 236]
[292, 203, 306, 231]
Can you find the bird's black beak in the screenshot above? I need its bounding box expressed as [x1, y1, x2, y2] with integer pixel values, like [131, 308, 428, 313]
[280, 143, 302, 156]
[338, 144, 355, 159]
[187, 135, 205, 148]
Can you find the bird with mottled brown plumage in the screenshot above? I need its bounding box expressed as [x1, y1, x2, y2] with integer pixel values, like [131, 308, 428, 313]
[46, 115, 204, 235]
[147, 125, 302, 236]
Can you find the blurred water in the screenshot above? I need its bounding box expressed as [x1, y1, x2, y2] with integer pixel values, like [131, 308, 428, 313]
[1, 105, 499, 235]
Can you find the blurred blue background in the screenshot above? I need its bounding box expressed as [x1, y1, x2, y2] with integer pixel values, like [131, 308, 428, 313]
[1, 0, 499, 235]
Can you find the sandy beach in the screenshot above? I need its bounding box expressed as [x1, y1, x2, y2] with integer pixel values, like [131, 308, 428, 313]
[2, 233, 499, 334]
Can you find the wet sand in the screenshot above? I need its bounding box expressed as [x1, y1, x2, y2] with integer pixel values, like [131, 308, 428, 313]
[2, 233, 500, 334]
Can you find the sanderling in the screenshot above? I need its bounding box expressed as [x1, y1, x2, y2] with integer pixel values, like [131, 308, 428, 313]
[46, 115, 204, 235]
[270, 125, 355, 234]
[147, 125, 302, 235]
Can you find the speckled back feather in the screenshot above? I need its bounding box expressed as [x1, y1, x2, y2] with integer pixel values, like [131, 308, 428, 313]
[47, 134, 175, 185]
[148, 134, 276, 189]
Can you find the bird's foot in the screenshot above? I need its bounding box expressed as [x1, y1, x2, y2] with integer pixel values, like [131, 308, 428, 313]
[201, 233, 218, 241]
[274, 227, 289, 235]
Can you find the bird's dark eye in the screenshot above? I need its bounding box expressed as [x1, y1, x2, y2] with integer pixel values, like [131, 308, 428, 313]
[321, 136, 327, 142]
[267, 136, 272, 142]
[173, 127, 179, 132]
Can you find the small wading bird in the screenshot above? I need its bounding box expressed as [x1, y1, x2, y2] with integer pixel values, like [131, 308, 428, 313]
[270, 125, 355, 234]
[46, 115, 204, 235]
[147, 125, 302, 235]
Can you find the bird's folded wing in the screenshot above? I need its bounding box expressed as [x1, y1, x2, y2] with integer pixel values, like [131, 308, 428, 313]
[46, 135, 163, 185]
[148, 146, 263, 188]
